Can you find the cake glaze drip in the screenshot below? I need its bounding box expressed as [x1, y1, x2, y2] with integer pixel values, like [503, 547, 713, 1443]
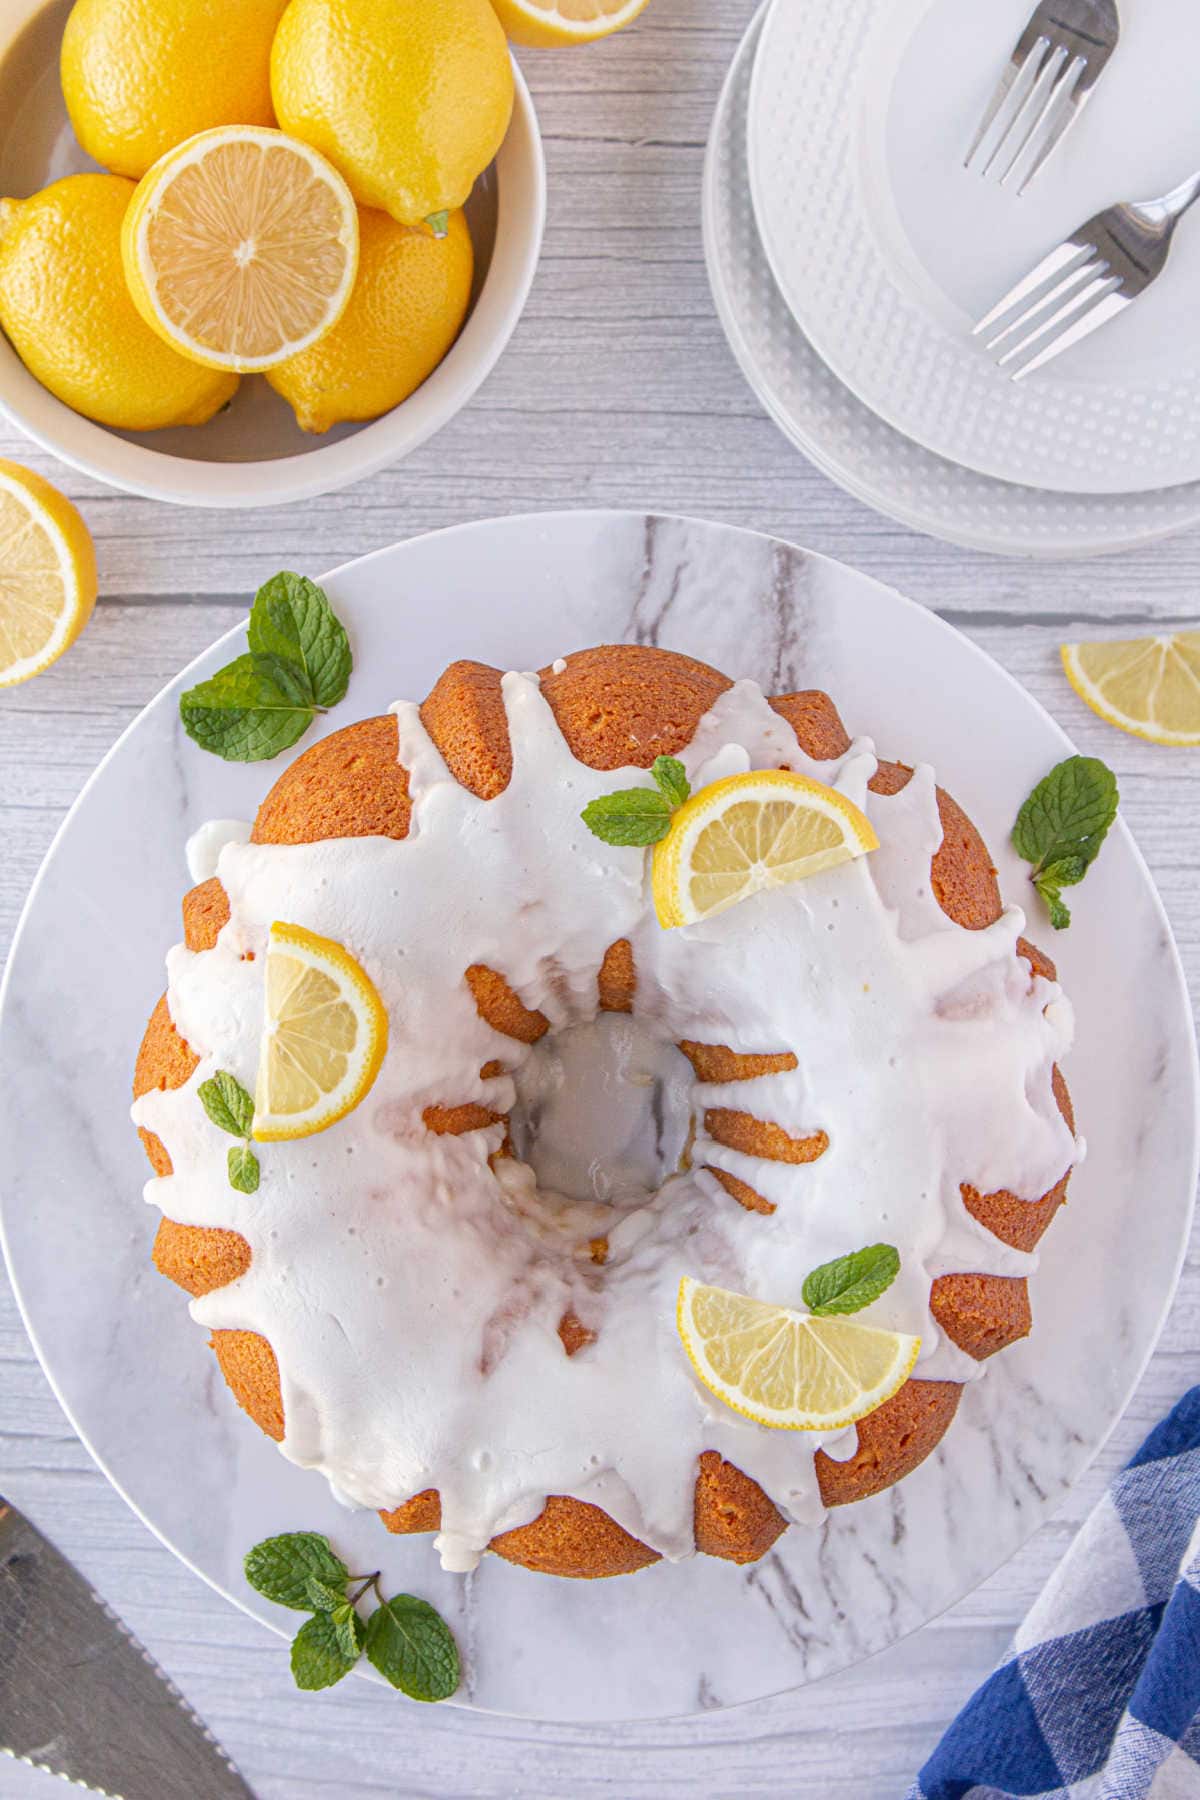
[133, 674, 1078, 1572]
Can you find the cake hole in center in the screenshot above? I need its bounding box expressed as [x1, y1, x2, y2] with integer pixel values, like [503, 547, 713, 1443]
[509, 1013, 693, 1208]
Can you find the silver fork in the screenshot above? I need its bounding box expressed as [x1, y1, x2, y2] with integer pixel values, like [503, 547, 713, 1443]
[973, 169, 1200, 379]
[965, 0, 1120, 193]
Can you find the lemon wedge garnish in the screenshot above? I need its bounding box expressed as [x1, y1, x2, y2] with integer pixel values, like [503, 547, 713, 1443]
[122, 126, 359, 373]
[651, 769, 878, 929]
[0, 460, 97, 688]
[489, 0, 651, 48]
[253, 922, 387, 1141]
[1061, 633, 1200, 747]
[677, 1277, 919, 1432]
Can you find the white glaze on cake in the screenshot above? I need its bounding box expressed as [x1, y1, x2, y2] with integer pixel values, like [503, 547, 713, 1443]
[132, 674, 1079, 1572]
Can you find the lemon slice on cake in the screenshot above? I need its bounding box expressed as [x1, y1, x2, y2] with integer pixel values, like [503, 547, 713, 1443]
[122, 126, 359, 373]
[489, 0, 651, 47]
[0, 460, 97, 688]
[651, 770, 878, 929]
[677, 1278, 919, 1432]
[1061, 633, 1200, 746]
[253, 923, 387, 1141]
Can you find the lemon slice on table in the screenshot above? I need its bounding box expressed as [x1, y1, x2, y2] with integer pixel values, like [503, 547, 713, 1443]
[122, 127, 359, 374]
[0, 460, 97, 688]
[677, 1278, 919, 1432]
[253, 923, 388, 1141]
[489, 0, 651, 46]
[1061, 633, 1200, 747]
[651, 769, 878, 929]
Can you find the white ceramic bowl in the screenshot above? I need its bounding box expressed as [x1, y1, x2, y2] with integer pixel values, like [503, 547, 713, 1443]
[0, 0, 546, 507]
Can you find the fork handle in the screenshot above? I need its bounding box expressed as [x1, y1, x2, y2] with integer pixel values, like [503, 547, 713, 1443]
[1142, 169, 1200, 225]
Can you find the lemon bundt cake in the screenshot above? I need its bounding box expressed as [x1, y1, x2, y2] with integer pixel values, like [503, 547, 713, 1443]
[132, 645, 1078, 1578]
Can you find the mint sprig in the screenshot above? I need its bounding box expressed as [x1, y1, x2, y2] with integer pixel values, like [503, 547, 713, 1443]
[582, 755, 692, 847]
[245, 1531, 460, 1701]
[1012, 754, 1118, 930]
[180, 572, 352, 763]
[802, 1244, 900, 1317]
[198, 1070, 260, 1194]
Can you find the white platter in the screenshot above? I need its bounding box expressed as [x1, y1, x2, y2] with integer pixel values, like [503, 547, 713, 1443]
[0, 511, 1195, 1722]
[707, 5, 1200, 560]
[747, 0, 1200, 496]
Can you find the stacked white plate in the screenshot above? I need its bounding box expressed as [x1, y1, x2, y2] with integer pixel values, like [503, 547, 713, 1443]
[706, 0, 1200, 557]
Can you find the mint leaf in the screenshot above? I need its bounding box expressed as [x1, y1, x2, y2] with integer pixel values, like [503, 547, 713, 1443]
[425, 210, 450, 238]
[305, 1575, 347, 1613]
[364, 1594, 459, 1702]
[1034, 874, 1073, 931]
[228, 1144, 260, 1193]
[1012, 755, 1118, 873]
[1039, 853, 1088, 889]
[331, 1602, 365, 1663]
[251, 651, 316, 709]
[651, 755, 691, 810]
[581, 787, 672, 847]
[198, 1070, 254, 1138]
[802, 1244, 900, 1317]
[245, 1533, 349, 1611]
[180, 654, 313, 764]
[291, 1613, 359, 1690]
[248, 573, 352, 712]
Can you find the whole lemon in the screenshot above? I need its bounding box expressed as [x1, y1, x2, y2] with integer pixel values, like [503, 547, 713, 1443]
[271, 0, 513, 228]
[266, 206, 473, 432]
[0, 175, 238, 431]
[61, 0, 290, 180]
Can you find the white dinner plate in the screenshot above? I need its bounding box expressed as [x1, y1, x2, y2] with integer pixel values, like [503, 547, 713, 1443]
[747, 0, 1200, 495]
[706, 5, 1200, 558]
[0, 512, 1195, 1721]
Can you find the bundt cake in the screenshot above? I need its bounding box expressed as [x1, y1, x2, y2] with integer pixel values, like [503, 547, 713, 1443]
[132, 645, 1078, 1578]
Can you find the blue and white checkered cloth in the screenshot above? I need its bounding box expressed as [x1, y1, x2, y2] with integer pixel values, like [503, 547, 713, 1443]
[909, 1387, 1200, 1799]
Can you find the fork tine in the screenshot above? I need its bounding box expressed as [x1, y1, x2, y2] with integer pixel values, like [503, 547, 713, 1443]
[1015, 56, 1089, 193]
[997, 270, 1122, 369]
[972, 240, 1089, 338]
[972, 38, 1051, 176]
[1011, 288, 1129, 378]
[964, 44, 1032, 169]
[983, 255, 1105, 350]
[991, 41, 1070, 182]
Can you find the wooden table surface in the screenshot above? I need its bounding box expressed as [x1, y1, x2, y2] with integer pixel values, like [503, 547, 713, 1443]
[1, 3, 1198, 1794]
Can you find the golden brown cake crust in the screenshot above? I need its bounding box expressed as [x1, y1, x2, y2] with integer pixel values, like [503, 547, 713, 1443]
[211, 1330, 285, 1441]
[252, 715, 411, 846]
[135, 647, 1075, 1580]
[182, 876, 230, 952]
[930, 1272, 1032, 1360]
[153, 1218, 252, 1296]
[694, 1450, 787, 1562]
[815, 1379, 963, 1506]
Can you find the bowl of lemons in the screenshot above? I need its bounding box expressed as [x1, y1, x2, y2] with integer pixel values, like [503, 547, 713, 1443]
[0, 0, 546, 506]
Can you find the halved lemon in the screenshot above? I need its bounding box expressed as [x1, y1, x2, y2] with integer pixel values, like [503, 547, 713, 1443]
[0, 460, 97, 688]
[253, 922, 387, 1141]
[677, 1277, 919, 1432]
[122, 126, 359, 373]
[652, 769, 878, 929]
[489, 0, 651, 47]
[1061, 633, 1200, 747]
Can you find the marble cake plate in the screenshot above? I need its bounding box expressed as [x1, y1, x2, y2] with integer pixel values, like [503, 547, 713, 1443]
[1, 511, 1195, 1723]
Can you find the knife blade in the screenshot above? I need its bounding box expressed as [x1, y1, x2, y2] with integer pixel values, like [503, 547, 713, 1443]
[0, 1499, 256, 1800]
